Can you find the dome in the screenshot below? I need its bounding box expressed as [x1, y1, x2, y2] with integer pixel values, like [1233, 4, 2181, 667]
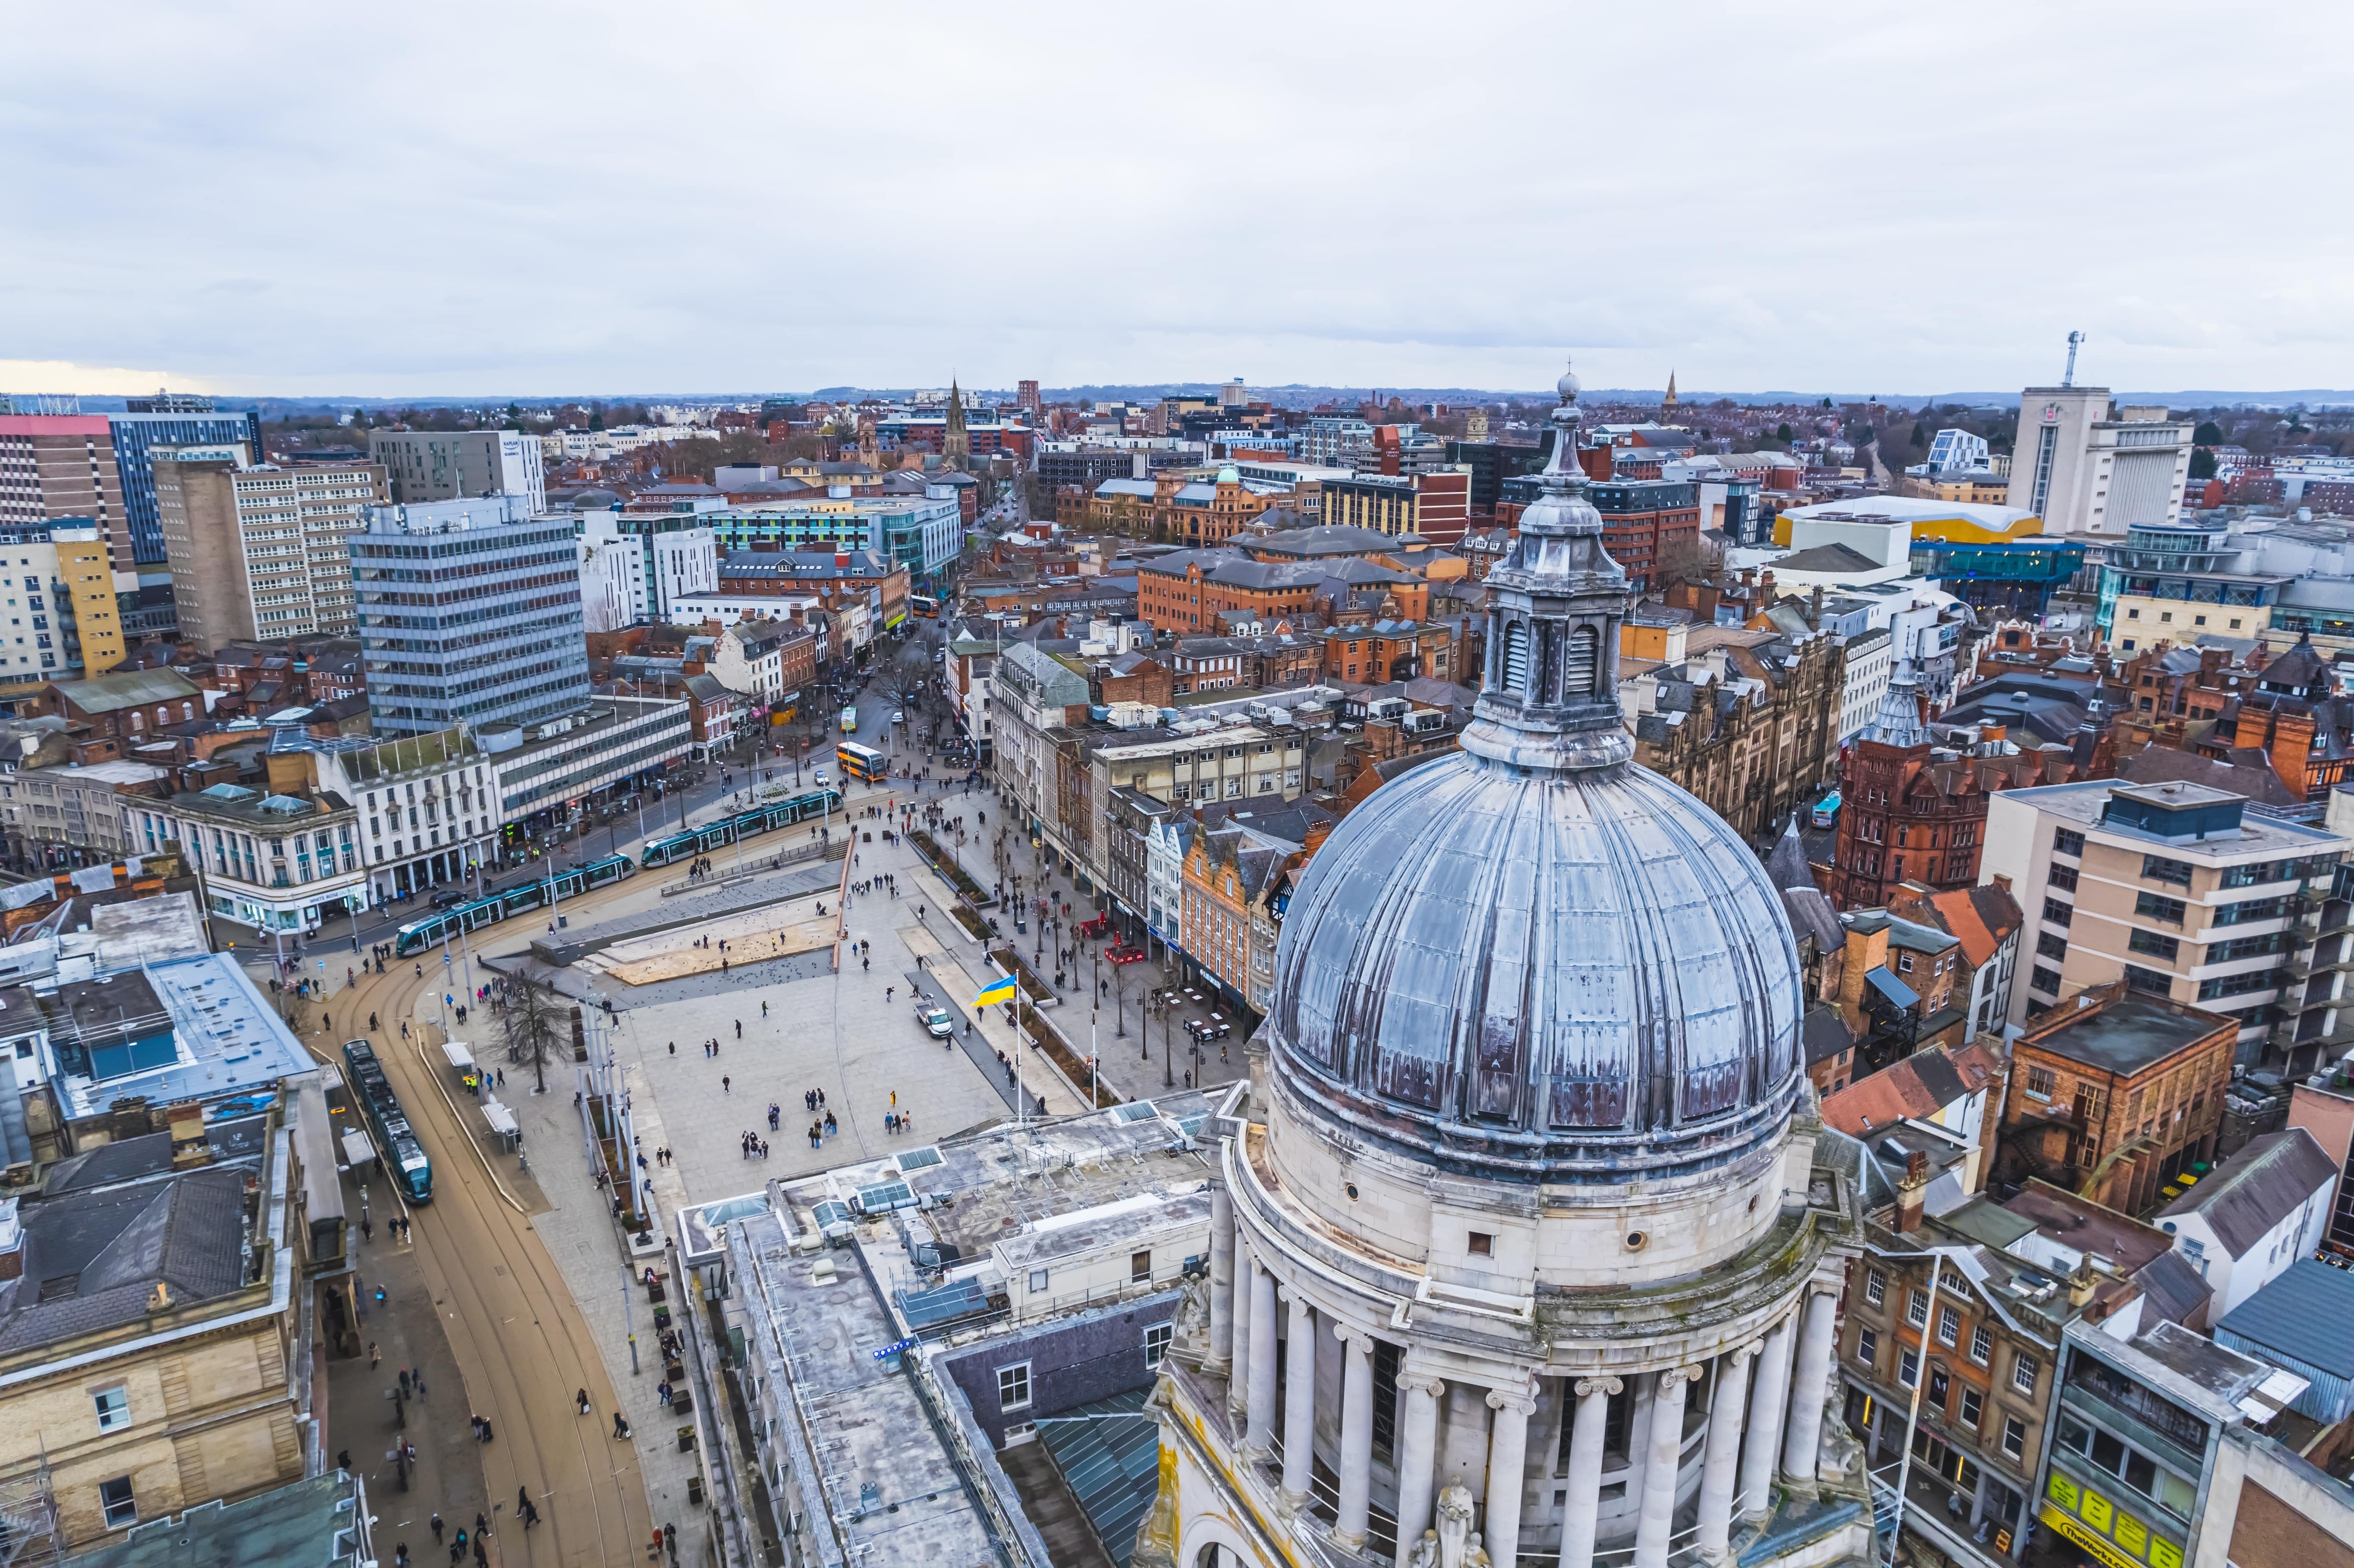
[1267, 745, 1803, 1181]
[1261, 365, 1805, 1182]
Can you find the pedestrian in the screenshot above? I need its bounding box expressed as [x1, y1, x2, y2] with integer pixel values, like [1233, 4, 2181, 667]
[735, 1019, 741, 1039]
[369, 1341, 380, 1368]
[396, 1544, 410, 1568]
[666, 1521, 678, 1561]
[668, 1041, 676, 1056]
[431, 1514, 445, 1544]
[614, 1410, 632, 1440]
[472, 1536, 486, 1567]
[414, 1365, 427, 1397]
[399, 1367, 412, 1397]
[578, 1387, 592, 1415]
[722, 1075, 730, 1093]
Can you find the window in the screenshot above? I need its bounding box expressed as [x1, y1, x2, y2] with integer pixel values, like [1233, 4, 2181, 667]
[2053, 828, 2085, 857]
[2012, 1354, 2039, 1397]
[99, 1477, 135, 1528]
[2042, 897, 2074, 927]
[1131, 1250, 1153, 1283]
[2048, 863, 2079, 893]
[1467, 1231, 1493, 1257]
[2030, 964, 2063, 996]
[1899, 1348, 1920, 1388]
[1857, 1328, 1878, 1366]
[2142, 855, 2195, 887]
[1145, 1322, 1173, 1367]
[2136, 891, 2188, 924]
[1906, 1290, 1928, 1328]
[1897, 952, 1914, 973]
[1970, 1324, 1993, 1366]
[2001, 1416, 2027, 1460]
[1865, 1268, 1886, 1307]
[997, 1362, 1034, 1411]
[1927, 1365, 1950, 1410]
[92, 1386, 129, 1432]
[2036, 931, 2069, 961]
[1937, 1305, 1960, 1348]
[2129, 929, 2180, 960]
[1959, 1387, 1983, 1428]
[2025, 1065, 2057, 1101]
[1028, 1269, 1049, 1294]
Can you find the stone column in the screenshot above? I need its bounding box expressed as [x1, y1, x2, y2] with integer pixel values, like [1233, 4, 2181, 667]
[1227, 1237, 1253, 1417]
[1697, 1343, 1760, 1563]
[1557, 1376, 1619, 1568]
[1737, 1312, 1796, 1521]
[1780, 1286, 1839, 1493]
[1207, 1182, 1234, 1373]
[1246, 1258, 1279, 1459]
[1635, 1367, 1699, 1568]
[1483, 1385, 1539, 1568]
[1332, 1329, 1376, 1549]
[1391, 1373, 1445, 1568]
[1280, 1291, 1317, 1508]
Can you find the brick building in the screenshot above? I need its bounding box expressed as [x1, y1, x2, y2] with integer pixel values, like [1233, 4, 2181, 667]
[1317, 618, 1454, 687]
[1994, 981, 2236, 1214]
[1135, 551, 1321, 634]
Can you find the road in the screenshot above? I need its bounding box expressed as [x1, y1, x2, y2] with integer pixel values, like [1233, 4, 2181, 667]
[329, 931, 660, 1568]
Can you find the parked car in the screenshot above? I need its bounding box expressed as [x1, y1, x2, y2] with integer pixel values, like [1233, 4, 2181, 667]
[915, 1003, 957, 1039]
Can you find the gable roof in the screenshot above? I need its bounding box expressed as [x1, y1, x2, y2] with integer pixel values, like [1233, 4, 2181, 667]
[53, 668, 202, 715]
[1819, 1038, 2000, 1136]
[2155, 1127, 2334, 1259]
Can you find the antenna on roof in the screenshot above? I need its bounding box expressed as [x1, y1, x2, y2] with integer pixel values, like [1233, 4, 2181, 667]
[2061, 331, 2086, 388]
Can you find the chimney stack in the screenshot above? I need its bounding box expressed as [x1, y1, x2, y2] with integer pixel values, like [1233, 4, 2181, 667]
[1896, 1148, 1930, 1233]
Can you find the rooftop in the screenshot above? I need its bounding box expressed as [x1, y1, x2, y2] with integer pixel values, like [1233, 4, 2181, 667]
[60, 1472, 362, 1568]
[2154, 1128, 2335, 1260]
[701, 1089, 1225, 1566]
[2023, 992, 2230, 1079]
[38, 952, 314, 1122]
[2002, 778, 2341, 859]
[2215, 1259, 2354, 1382]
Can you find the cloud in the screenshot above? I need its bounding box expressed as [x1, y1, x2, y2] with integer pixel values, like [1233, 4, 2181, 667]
[3, 2, 2351, 396]
[0, 361, 218, 397]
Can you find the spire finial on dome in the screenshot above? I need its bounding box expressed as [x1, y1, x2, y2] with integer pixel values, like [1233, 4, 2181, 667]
[1458, 360, 1635, 772]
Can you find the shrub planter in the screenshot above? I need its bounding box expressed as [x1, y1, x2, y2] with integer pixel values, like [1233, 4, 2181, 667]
[909, 830, 993, 907]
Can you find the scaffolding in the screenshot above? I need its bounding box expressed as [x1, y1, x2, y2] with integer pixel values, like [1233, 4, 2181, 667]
[0, 1460, 64, 1568]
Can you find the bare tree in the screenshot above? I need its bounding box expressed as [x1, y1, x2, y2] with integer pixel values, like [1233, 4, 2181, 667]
[501, 982, 568, 1095]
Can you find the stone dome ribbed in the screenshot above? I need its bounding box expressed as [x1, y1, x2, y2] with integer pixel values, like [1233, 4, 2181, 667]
[1266, 747, 1803, 1181]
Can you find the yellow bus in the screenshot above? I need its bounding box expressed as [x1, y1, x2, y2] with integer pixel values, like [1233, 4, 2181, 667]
[837, 741, 886, 783]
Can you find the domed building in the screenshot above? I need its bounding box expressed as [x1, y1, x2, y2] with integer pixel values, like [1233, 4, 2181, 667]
[1136, 369, 1868, 1568]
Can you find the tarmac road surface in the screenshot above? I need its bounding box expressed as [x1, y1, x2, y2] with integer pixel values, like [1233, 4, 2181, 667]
[332, 950, 656, 1568]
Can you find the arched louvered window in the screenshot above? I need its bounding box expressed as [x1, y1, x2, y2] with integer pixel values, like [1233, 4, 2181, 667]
[1563, 625, 1599, 699]
[1502, 622, 1530, 696]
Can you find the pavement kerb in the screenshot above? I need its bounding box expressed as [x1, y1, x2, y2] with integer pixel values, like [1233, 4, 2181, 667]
[408, 1031, 529, 1217]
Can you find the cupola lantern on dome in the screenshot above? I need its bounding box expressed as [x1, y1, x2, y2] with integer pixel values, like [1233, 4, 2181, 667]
[1262, 359, 1806, 1185]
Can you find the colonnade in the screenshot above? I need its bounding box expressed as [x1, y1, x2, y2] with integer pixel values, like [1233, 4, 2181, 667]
[1207, 1193, 1844, 1566]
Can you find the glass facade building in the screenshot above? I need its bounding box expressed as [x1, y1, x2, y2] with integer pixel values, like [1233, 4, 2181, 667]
[106, 409, 265, 564]
[350, 496, 590, 737]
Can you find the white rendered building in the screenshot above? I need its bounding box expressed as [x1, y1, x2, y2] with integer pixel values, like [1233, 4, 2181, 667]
[1137, 369, 1868, 1568]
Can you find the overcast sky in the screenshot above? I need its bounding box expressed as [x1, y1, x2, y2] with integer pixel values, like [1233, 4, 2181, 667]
[6, 3, 2349, 401]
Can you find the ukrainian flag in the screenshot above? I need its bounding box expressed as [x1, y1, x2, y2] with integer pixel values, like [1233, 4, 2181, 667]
[972, 974, 1018, 1009]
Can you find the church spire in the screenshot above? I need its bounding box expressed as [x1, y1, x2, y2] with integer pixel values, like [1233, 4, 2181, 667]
[1458, 361, 1636, 774]
[1663, 368, 1678, 412]
[943, 379, 970, 467]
